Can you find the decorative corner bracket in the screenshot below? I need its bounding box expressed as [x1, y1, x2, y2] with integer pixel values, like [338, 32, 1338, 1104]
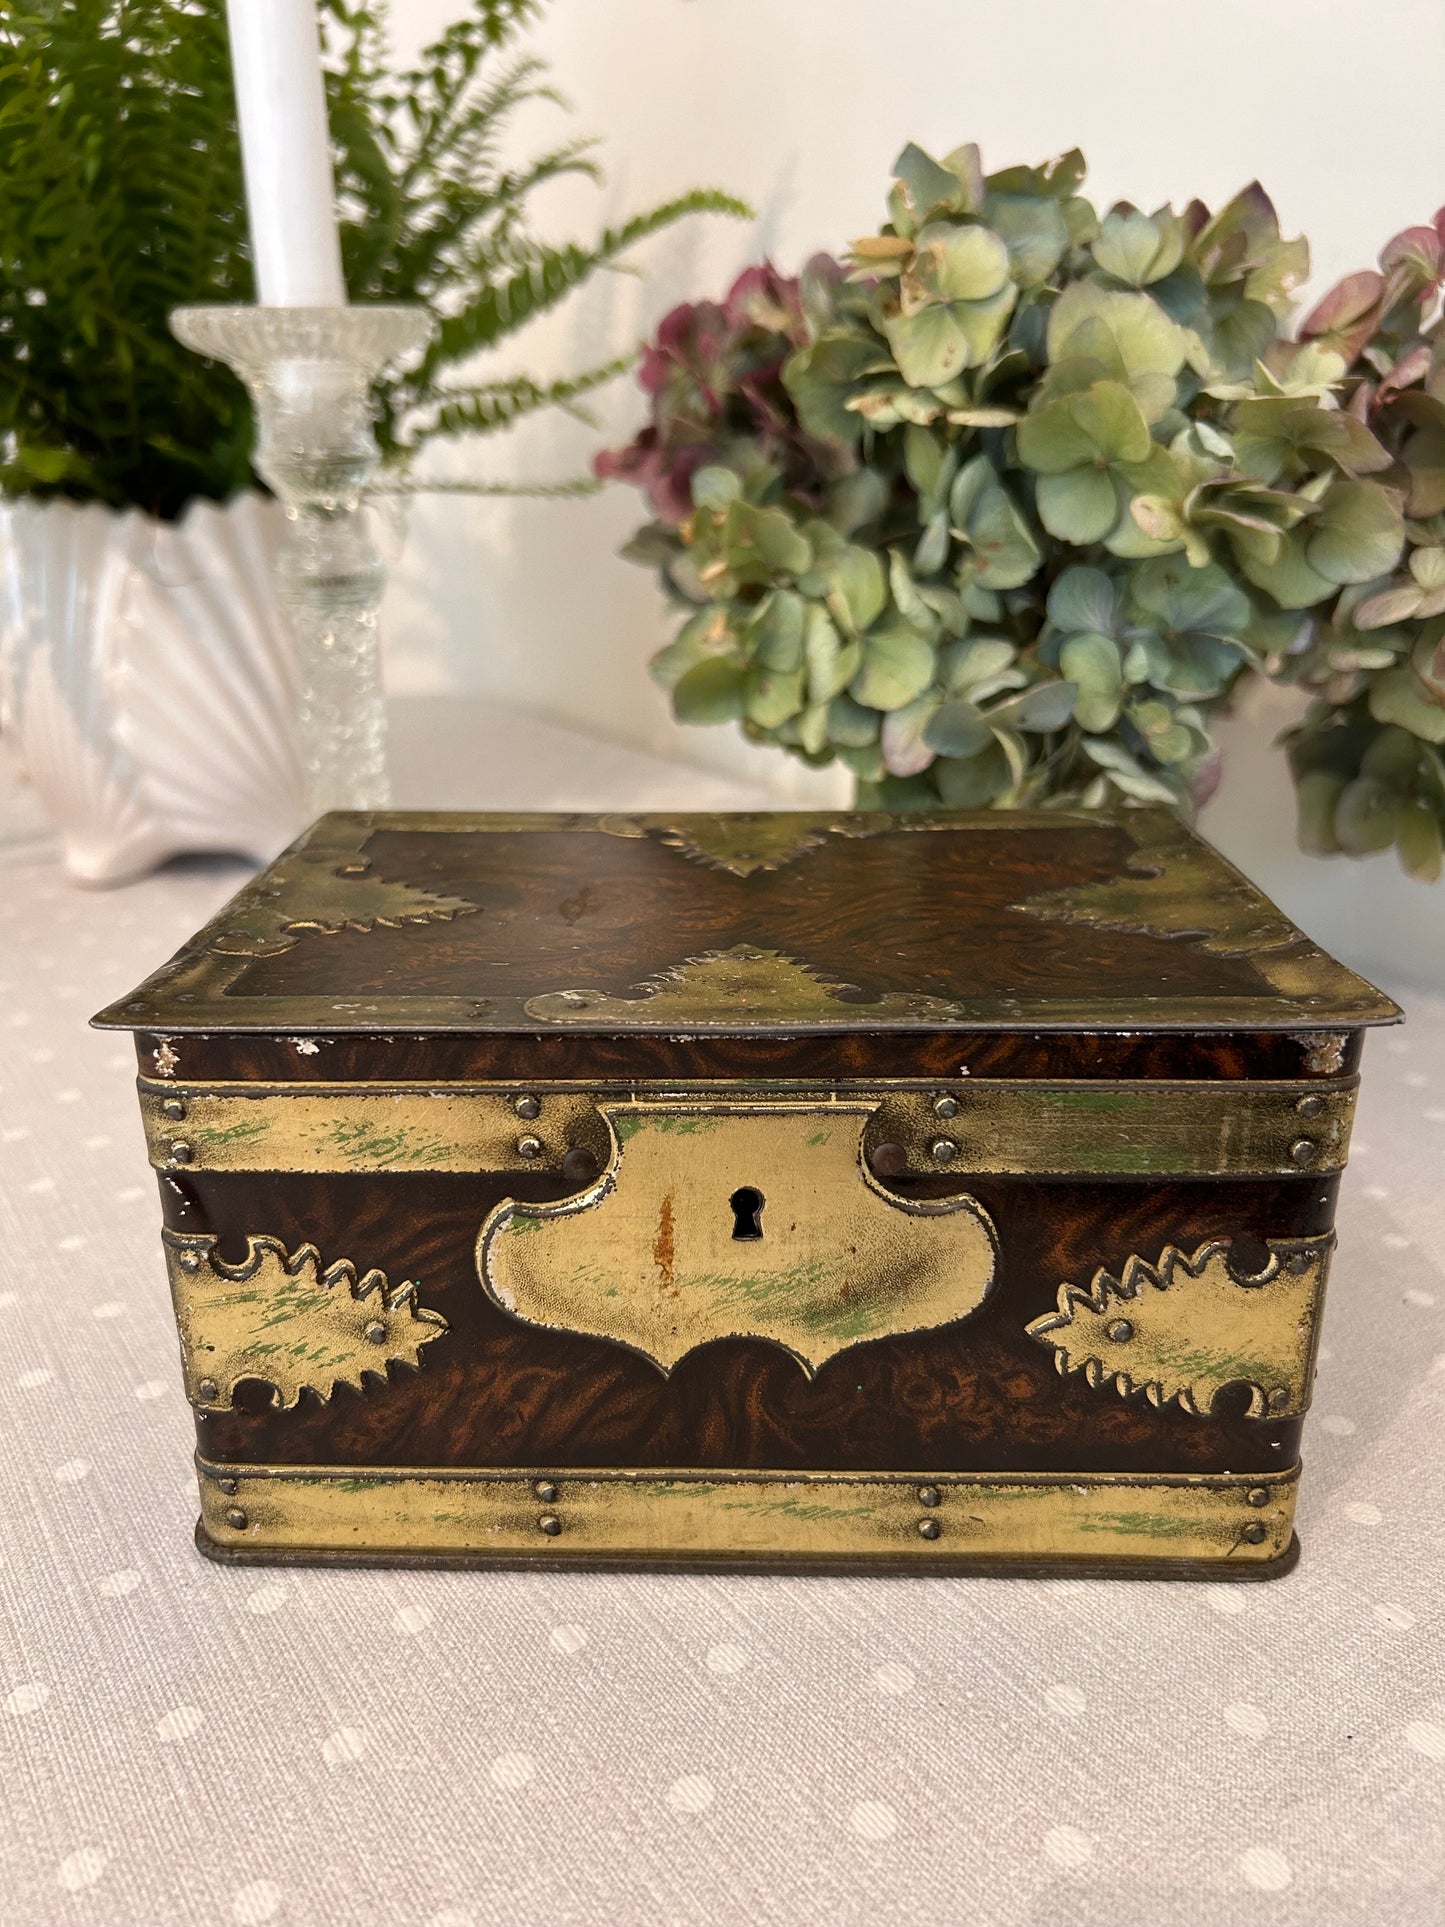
[1026, 1234, 1334, 1419]
[162, 1229, 447, 1411]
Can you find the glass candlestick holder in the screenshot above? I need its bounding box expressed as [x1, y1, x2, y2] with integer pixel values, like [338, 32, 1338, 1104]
[170, 305, 433, 817]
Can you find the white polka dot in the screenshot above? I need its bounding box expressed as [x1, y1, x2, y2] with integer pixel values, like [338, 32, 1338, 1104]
[156, 1706, 204, 1743]
[1239, 1846, 1292, 1892]
[1405, 1289, 1437, 1308]
[849, 1800, 897, 1842]
[667, 1773, 715, 1813]
[1043, 1682, 1086, 1716]
[91, 1301, 126, 1320]
[245, 1583, 288, 1617]
[1224, 1702, 1270, 1739]
[1043, 1825, 1093, 1869]
[232, 1879, 283, 1924]
[133, 1380, 168, 1401]
[548, 1622, 587, 1656]
[1320, 1415, 1356, 1437]
[1345, 1501, 1382, 1526]
[706, 1642, 748, 1676]
[96, 1570, 140, 1598]
[5, 1682, 50, 1716]
[1383, 1233, 1411, 1251]
[16, 1368, 52, 1391]
[1204, 1586, 1248, 1616]
[1374, 1603, 1415, 1630]
[490, 1752, 535, 1790]
[1404, 1721, 1445, 1760]
[56, 1235, 86, 1252]
[57, 1847, 108, 1892]
[321, 1726, 367, 1767]
[53, 1459, 90, 1484]
[872, 1662, 915, 1697]
[393, 1603, 433, 1635]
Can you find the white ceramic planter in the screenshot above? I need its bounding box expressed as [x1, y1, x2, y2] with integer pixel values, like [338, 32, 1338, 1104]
[0, 492, 303, 885]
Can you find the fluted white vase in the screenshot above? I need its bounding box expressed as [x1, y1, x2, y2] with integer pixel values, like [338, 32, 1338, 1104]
[0, 492, 304, 885]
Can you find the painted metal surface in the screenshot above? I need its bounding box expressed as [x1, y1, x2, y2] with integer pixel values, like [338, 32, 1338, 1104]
[137, 1075, 1358, 1178]
[478, 1104, 998, 1375]
[194, 1459, 1299, 1567]
[162, 1230, 447, 1412]
[1027, 1235, 1333, 1419]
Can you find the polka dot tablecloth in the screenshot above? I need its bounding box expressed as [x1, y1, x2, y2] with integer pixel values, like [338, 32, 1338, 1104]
[2, 741, 1443, 1927]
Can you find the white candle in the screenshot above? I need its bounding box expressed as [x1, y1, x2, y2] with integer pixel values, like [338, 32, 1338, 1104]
[226, 0, 347, 306]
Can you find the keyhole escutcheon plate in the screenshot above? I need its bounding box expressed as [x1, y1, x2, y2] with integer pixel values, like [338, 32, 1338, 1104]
[477, 1103, 998, 1377]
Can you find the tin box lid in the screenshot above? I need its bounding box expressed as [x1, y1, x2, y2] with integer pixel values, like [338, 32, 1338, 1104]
[92, 809, 1400, 1036]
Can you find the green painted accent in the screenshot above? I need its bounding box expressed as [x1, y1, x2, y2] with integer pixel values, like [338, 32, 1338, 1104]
[192, 1119, 270, 1149]
[1077, 1507, 1215, 1540]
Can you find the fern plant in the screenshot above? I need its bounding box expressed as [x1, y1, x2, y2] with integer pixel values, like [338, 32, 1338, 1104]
[0, 0, 745, 519]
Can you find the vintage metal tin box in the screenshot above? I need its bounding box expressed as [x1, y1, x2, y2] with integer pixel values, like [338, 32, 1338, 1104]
[96, 808, 1397, 1577]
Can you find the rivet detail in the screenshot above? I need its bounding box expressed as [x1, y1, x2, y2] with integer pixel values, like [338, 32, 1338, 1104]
[364, 1321, 387, 1345]
[929, 1137, 958, 1165]
[1246, 1487, 1270, 1508]
[1289, 1138, 1317, 1166]
[224, 1507, 248, 1531]
[1242, 1521, 1268, 1545]
[169, 1140, 194, 1166]
[535, 1480, 558, 1503]
[538, 1514, 562, 1537]
[196, 1378, 220, 1403]
[932, 1094, 959, 1119]
[917, 1485, 941, 1508]
[1105, 1318, 1135, 1344]
[917, 1517, 942, 1541]
[514, 1094, 541, 1120]
[516, 1135, 543, 1161]
[1295, 1094, 1325, 1119]
[216, 1476, 238, 1496]
[162, 1098, 187, 1121]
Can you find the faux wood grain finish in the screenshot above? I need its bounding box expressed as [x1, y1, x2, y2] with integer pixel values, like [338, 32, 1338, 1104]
[165, 1167, 1333, 1477]
[228, 823, 1276, 1012]
[133, 1028, 1365, 1086]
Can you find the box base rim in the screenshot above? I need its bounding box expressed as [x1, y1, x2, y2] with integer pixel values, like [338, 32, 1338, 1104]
[193, 1518, 1301, 1582]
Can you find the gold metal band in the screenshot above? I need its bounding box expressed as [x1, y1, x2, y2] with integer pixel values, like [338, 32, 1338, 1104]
[195, 1459, 1299, 1568]
[140, 1076, 1356, 1178]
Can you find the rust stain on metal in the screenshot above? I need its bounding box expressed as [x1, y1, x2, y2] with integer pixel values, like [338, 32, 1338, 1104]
[653, 1193, 676, 1292]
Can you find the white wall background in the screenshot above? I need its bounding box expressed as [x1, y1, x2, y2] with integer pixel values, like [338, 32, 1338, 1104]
[379, 0, 1445, 986]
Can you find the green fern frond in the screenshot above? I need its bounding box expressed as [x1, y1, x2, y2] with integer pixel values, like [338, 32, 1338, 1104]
[422, 190, 751, 380]
[0, 0, 747, 511]
[402, 354, 633, 443]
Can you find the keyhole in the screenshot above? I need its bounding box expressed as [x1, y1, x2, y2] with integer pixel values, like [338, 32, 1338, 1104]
[730, 1186, 765, 1241]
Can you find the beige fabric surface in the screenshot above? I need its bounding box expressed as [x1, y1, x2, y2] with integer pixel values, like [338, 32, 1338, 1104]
[1, 717, 1442, 1927]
